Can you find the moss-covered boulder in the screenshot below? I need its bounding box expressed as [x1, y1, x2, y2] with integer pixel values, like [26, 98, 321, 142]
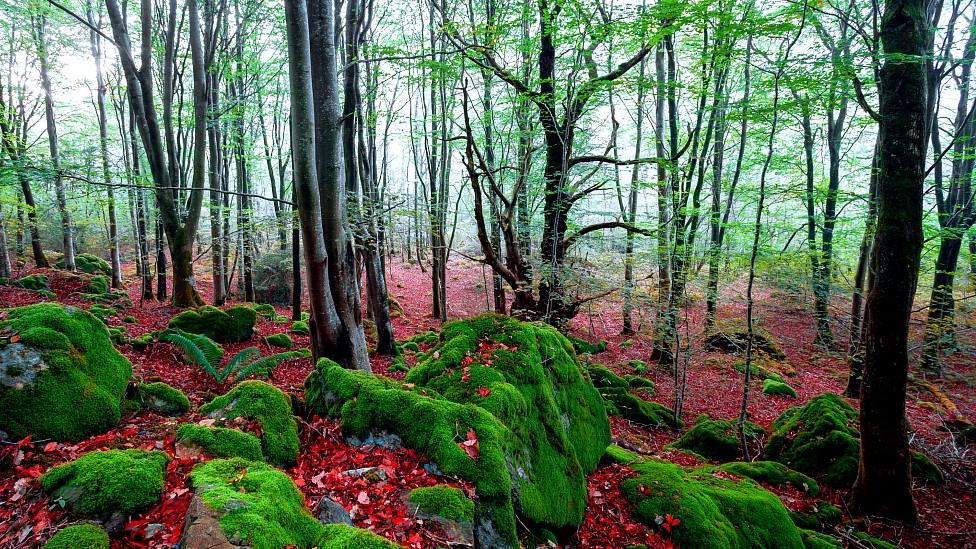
[137, 381, 190, 416]
[87, 275, 110, 295]
[789, 502, 841, 531]
[586, 364, 629, 389]
[266, 333, 294, 348]
[57, 253, 111, 275]
[14, 274, 49, 291]
[187, 458, 399, 549]
[40, 449, 170, 517]
[622, 459, 806, 549]
[290, 320, 310, 335]
[407, 485, 475, 546]
[304, 314, 611, 547]
[601, 387, 682, 428]
[0, 303, 132, 440]
[43, 524, 109, 549]
[763, 379, 798, 398]
[704, 318, 785, 359]
[669, 415, 763, 462]
[177, 423, 264, 461]
[169, 305, 256, 343]
[764, 393, 943, 486]
[199, 381, 299, 466]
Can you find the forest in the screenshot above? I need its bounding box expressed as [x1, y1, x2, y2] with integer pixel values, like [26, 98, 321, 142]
[0, 0, 973, 546]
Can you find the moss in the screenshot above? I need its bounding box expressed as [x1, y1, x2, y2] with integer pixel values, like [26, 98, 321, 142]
[628, 359, 648, 374]
[404, 330, 439, 346]
[14, 274, 49, 291]
[387, 355, 409, 373]
[626, 375, 655, 390]
[169, 305, 256, 343]
[669, 415, 763, 462]
[789, 502, 841, 531]
[87, 275, 109, 295]
[138, 382, 190, 416]
[305, 314, 613, 543]
[177, 423, 263, 461]
[763, 379, 798, 397]
[619, 338, 634, 349]
[123, 315, 136, 323]
[567, 335, 607, 355]
[734, 360, 784, 383]
[586, 364, 629, 389]
[318, 524, 401, 548]
[266, 333, 294, 348]
[290, 320, 310, 335]
[601, 387, 683, 428]
[40, 449, 170, 516]
[0, 303, 132, 441]
[715, 461, 820, 496]
[705, 318, 786, 359]
[253, 304, 277, 319]
[59, 253, 111, 275]
[851, 531, 898, 549]
[400, 340, 420, 353]
[800, 529, 842, 549]
[130, 332, 156, 351]
[43, 524, 109, 549]
[621, 459, 806, 549]
[911, 451, 944, 484]
[407, 485, 475, 522]
[199, 381, 299, 466]
[603, 444, 641, 464]
[89, 304, 116, 323]
[763, 393, 861, 486]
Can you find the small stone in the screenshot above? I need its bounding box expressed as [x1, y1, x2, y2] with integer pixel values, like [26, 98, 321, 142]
[318, 496, 352, 526]
[341, 466, 387, 482]
[144, 523, 165, 539]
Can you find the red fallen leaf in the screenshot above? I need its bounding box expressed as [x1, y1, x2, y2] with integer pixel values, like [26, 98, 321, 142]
[460, 429, 479, 461]
[357, 491, 370, 505]
[461, 367, 471, 382]
[311, 470, 327, 488]
[476, 386, 491, 398]
[43, 441, 57, 452]
[10, 334, 20, 343]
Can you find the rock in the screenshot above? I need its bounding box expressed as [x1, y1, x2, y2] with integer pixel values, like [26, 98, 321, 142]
[341, 466, 388, 482]
[318, 496, 353, 526]
[144, 523, 165, 540]
[176, 423, 264, 461]
[182, 494, 244, 549]
[43, 524, 109, 549]
[199, 381, 299, 466]
[137, 382, 190, 416]
[345, 430, 404, 450]
[406, 485, 474, 547]
[669, 415, 763, 462]
[704, 317, 785, 359]
[0, 303, 132, 441]
[168, 305, 256, 343]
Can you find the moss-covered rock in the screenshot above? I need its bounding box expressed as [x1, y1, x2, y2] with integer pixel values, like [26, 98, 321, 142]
[601, 387, 682, 428]
[407, 485, 475, 522]
[789, 502, 841, 531]
[621, 459, 806, 549]
[177, 423, 264, 461]
[43, 524, 109, 549]
[199, 381, 299, 466]
[704, 318, 785, 359]
[801, 529, 843, 549]
[58, 253, 111, 275]
[567, 335, 607, 355]
[714, 461, 819, 496]
[734, 359, 785, 383]
[87, 275, 110, 295]
[188, 458, 399, 549]
[304, 314, 612, 547]
[290, 320, 310, 335]
[586, 364, 629, 389]
[137, 381, 189, 416]
[763, 379, 798, 398]
[0, 303, 132, 440]
[14, 274, 49, 291]
[40, 449, 170, 517]
[626, 375, 655, 390]
[764, 393, 943, 486]
[602, 444, 641, 465]
[266, 333, 294, 348]
[253, 303, 277, 319]
[670, 415, 763, 462]
[169, 305, 256, 343]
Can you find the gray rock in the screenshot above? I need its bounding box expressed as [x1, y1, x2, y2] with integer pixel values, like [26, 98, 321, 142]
[181, 494, 249, 549]
[344, 430, 403, 450]
[0, 343, 47, 389]
[404, 492, 475, 548]
[340, 466, 387, 482]
[317, 496, 352, 526]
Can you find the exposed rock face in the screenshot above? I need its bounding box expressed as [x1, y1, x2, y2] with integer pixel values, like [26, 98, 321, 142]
[182, 494, 248, 549]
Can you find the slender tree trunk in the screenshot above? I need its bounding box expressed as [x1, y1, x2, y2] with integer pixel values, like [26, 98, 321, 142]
[851, 0, 927, 522]
[846, 145, 879, 396]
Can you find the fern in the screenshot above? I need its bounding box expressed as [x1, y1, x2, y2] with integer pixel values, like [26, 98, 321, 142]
[162, 332, 220, 380]
[218, 347, 262, 383]
[231, 351, 301, 382]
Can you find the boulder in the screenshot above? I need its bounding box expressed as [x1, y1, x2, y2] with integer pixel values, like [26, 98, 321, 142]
[199, 381, 299, 466]
[704, 317, 785, 359]
[43, 524, 109, 549]
[0, 303, 132, 440]
[58, 253, 111, 275]
[137, 381, 190, 416]
[406, 485, 475, 547]
[169, 305, 256, 343]
[176, 423, 264, 461]
[669, 415, 763, 462]
[317, 496, 352, 526]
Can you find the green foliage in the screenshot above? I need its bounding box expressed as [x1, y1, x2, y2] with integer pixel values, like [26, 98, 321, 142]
[168, 305, 256, 343]
[162, 331, 298, 384]
[266, 333, 294, 348]
[670, 415, 763, 462]
[43, 524, 109, 549]
[40, 450, 170, 516]
[0, 303, 132, 440]
[137, 382, 190, 416]
[762, 379, 797, 397]
[199, 381, 299, 466]
[188, 458, 399, 549]
[14, 274, 49, 291]
[407, 485, 475, 522]
[177, 423, 264, 461]
[622, 459, 806, 549]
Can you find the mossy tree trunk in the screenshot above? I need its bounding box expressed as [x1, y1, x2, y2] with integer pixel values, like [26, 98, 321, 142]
[851, 0, 927, 523]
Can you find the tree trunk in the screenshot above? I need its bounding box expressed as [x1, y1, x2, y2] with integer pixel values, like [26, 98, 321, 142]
[846, 145, 878, 396]
[851, 0, 927, 522]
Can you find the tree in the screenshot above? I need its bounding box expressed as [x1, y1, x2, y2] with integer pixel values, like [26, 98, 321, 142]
[851, 0, 928, 523]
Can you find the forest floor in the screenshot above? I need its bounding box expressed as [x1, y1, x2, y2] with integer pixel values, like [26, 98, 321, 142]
[0, 257, 974, 548]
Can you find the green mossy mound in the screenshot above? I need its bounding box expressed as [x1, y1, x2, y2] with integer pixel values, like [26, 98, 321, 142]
[137, 382, 190, 416]
[266, 333, 294, 348]
[169, 305, 256, 343]
[714, 461, 819, 496]
[763, 379, 798, 398]
[704, 318, 785, 359]
[305, 314, 612, 546]
[189, 458, 400, 549]
[801, 529, 842, 549]
[253, 303, 277, 319]
[789, 502, 841, 531]
[586, 364, 629, 389]
[670, 415, 763, 462]
[621, 459, 806, 549]
[407, 485, 475, 522]
[87, 275, 110, 295]
[58, 253, 111, 275]
[764, 393, 943, 486]
[601, 387, 682, 428]
[177, 423, 264, 461]
[199, 381, 299, 466]
[602, 444, 641, 464]
[567, 335, 607, 355]
[0, 303, 132, 440]
[851, 532, 897, 549]
[40, 449, 170, 517]
[43, 524, 109, 549]
[626, 375, 655, 390]
[14, 274, 49, 291]
[734, 359, 785, 382]
[290, 320, 310, 335]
